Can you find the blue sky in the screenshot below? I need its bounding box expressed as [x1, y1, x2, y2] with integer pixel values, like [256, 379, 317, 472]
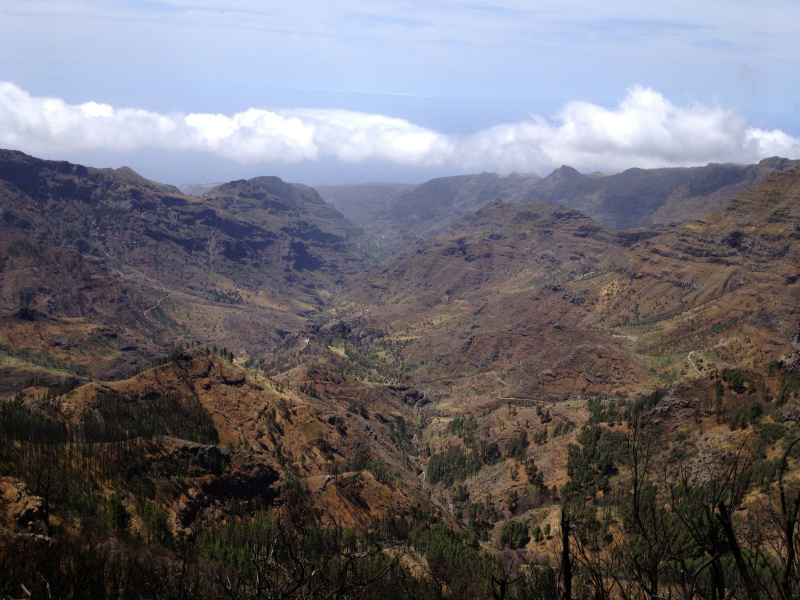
[1, 0, 798, 185]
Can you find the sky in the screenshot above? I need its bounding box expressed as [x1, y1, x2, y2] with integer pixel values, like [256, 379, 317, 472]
[0, 0, 799, 186]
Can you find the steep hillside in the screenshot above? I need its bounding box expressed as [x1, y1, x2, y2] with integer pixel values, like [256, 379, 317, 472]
[529, 158, 800, 229]
[9, 346, 432, 530]
[335, 169, 800, 402]
[304, 170, 800, 596]
[0, 149, 372, 392]
[315, 167, 796, 489]
[338, 200, 647, 401]
[5, 149, 800, 599]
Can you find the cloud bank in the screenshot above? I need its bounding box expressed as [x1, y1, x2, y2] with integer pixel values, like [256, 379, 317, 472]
[0, 81, 797, 174]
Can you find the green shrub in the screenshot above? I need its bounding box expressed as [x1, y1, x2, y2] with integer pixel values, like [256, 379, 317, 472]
[505, 430, 529, 459]
[499, 519, 529, 549]
[141, 501, 172, 546]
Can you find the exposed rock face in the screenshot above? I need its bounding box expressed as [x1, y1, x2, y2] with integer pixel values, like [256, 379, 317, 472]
[322, 317, 378, 344]
[163, 439, 280, 528]
[779, 349, 800, 373]
[0, 477, 48, 536]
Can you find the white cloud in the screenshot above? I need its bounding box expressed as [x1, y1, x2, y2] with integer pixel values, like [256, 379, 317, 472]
[0, 81, 798, 175]
[0, 81, 453, 166]
[290, 109, 453, 164]
[458, 85, 799, 172]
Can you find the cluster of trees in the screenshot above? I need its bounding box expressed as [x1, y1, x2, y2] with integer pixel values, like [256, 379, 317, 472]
[448, 414, 478, 439]
[0, 340, 89, 377]
[428, 440, 501, 487]
[505, 431, 529, 460]
[152, 341, 236, 368]
[0, 385, 219, 518]
[3, 523, 558, 600]
[346, 447, 394, 485]
[7, 358, 800, 600]
[208, 287, 243, 304]
[553, 417, 800, 600]
[299, 380, 320, 398]
[424, 374, 800, 599]
[428, 445, 482, 486]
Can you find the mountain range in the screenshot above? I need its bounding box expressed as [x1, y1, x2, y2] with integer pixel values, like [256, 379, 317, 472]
[3, 148, 800, 599]
[316, 158, 800, 258]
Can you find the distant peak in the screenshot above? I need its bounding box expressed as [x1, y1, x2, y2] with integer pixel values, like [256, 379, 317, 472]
[545, 165, 582, 180]
[758, 156, 796, 169]
[214, 175, 286, 193]
[498, 171, 539, 180]
[112, 166, 151, 183]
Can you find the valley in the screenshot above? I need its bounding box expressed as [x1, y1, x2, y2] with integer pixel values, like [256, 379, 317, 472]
[2, 149, 800, 599]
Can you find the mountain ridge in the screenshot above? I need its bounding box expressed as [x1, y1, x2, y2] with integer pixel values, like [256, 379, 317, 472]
[317, 158, 800, 260]
[0, 149, 372, 388]
[4, 149, 800, 599]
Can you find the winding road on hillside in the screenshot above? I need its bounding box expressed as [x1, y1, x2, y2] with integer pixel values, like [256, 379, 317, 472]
[143, 293, 171, 319]
[687, 351, 703, 376]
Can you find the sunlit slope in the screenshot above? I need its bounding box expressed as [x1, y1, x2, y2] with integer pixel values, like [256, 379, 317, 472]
[336, 169, 800, 405]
